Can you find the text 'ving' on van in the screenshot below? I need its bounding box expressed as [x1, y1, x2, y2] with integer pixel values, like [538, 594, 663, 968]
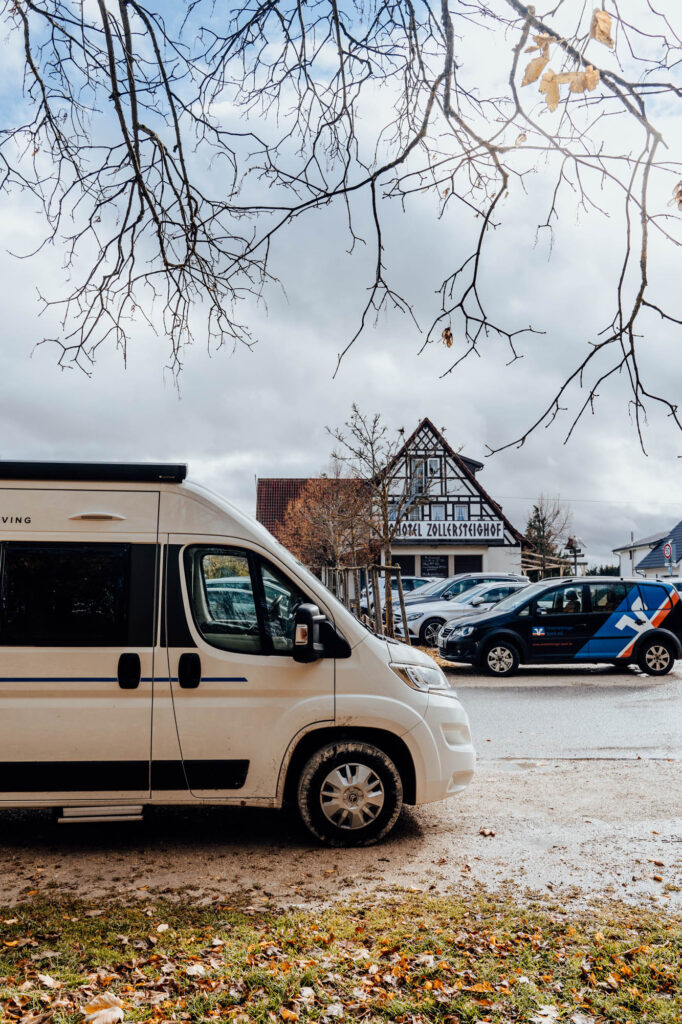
[0, 462, 475, 845]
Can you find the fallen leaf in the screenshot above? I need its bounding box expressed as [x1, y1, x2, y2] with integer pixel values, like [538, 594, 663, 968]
[280, 1010, 298, 1022]
[82, 993, 124, 1024]
[326, 1004, 344, 1020]
[590, 9, 614, 48]
[156, 924, 169, 933]
[479, 827, 496, 837]
[185, 963, 206, 978]
[530, 1006, 560, 1023]
[37, 975, 59, 989]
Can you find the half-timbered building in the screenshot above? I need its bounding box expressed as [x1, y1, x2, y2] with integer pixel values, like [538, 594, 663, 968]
[256, 417, 525, 578]
[385, 418, 525, 578]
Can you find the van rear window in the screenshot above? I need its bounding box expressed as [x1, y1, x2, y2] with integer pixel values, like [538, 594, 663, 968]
[0, 543, 132, 646]
[637, 583, 672, 612]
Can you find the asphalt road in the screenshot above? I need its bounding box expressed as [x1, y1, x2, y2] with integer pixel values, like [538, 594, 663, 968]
[446, 662, 682, 760]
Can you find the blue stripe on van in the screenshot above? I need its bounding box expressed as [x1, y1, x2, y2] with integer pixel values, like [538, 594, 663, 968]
[0, 676, 248, 683]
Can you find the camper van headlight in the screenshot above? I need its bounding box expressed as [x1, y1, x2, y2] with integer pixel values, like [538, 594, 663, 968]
[390, 663, 452, 692]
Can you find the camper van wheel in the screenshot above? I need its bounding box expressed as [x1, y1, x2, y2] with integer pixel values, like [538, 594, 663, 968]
[637, 637, 674, 676]
[297, 741, 403, 847]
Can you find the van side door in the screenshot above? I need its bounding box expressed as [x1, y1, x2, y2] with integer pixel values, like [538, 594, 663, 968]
[0, 488, 159, 802]
[160, 537, 334, 802]
[527, 583, 589, 660]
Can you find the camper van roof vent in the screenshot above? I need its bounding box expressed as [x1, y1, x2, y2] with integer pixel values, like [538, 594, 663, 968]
[0, 462, 187, 483]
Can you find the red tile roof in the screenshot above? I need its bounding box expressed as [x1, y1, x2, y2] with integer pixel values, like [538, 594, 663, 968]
[256, 478, 313, 535]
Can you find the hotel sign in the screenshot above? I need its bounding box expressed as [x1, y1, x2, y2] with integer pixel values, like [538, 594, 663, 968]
[394, 519, 504, 541]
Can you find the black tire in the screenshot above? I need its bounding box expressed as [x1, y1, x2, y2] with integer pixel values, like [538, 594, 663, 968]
[482, 638, 519, 677]
[297, 741, 403, 846]
[637, 637, 675, 676]
[419, 617, 445, 647]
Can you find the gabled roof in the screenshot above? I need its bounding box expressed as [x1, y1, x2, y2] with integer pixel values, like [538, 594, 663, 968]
[256, 476, 367, 536]
[635, 521, 682, 570]
[612, 530, 668, 554]
[256, 478, 311, 535]
[387, 417, 527, 546]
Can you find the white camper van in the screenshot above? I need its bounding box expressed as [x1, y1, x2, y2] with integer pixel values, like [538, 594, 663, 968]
[0, 462, 475, 845]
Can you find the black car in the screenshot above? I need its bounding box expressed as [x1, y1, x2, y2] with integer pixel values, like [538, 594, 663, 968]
[438, 576, 682, 676]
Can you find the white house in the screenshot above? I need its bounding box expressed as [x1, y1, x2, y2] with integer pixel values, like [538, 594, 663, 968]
[612, 530, 669, 576]
[386, 418, 525, 578]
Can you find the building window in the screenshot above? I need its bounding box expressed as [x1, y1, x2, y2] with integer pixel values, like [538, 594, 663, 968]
[454, 504, 467, 521]
[408, 504, 422, 522]
[427, 458, 440, 478]
[432, 504, 445, 521]
[409, 458, 427, 495]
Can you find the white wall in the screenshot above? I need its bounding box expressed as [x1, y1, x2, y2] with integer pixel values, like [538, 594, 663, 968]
[485, 545, 523, 573]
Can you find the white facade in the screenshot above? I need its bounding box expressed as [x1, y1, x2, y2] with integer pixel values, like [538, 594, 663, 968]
[612, 532, 667, 576]
[388, 419, 524, 577]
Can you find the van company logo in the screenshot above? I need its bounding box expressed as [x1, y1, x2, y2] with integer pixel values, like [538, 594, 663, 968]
[0, 515, 31, 524]
[532, 626, 545, 637]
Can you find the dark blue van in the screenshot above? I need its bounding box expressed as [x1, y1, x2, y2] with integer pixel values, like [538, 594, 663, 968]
[438, 577, 682, 676]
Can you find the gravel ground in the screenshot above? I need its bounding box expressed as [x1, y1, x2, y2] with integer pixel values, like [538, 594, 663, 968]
[0, 759, 679, 913]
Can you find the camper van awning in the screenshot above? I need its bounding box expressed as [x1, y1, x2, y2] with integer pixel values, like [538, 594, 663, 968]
[0, 462, 187, 483]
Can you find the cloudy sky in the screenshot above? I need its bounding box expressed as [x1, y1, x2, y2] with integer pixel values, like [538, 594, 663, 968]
[1, 1, 681, 565]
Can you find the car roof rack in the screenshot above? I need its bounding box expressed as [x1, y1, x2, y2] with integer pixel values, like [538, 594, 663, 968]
[0, 461, 187, 483]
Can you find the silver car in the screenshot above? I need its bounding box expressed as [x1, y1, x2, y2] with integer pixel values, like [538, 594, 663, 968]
[396, 580, 529, 646]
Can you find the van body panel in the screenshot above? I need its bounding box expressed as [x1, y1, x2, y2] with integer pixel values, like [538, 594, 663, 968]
[163, 535, 334, 800]
[0, 487, 159, 536]
[0, 487, 159, 803]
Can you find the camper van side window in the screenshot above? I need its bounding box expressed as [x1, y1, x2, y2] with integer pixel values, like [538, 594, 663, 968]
[184, 547, 264, 655]
[0, 542, 131, 646]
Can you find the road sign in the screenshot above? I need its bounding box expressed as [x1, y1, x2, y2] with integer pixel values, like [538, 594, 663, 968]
[663, 541, 673, 561]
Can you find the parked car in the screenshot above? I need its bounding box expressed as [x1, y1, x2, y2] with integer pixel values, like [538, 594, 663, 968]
[360, 575, 434, 614]
[0, 459, 475, 847]
[403, 571, 529, 607]
[396, 581, 528, 646]
[438, 576, 682, 677]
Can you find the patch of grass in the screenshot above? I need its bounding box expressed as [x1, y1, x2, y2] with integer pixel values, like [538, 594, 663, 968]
[0, 895, 679, 1023]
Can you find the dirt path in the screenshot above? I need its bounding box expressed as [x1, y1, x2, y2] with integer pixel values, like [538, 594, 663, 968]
[0, 760, 679, 912]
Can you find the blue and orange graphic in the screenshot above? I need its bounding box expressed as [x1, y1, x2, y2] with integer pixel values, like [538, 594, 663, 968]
[576, 583, 680, 660]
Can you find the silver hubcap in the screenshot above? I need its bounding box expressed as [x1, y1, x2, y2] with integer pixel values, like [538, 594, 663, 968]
[487, 646, 514, 673]
[320, 763, 385, 830]
[645, 644, 670, 671]
[423, 621, 442, 646]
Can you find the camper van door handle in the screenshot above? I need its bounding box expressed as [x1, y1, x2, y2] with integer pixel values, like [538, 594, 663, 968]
[178, 652, 202, 689]
[118, 653, 141, 689]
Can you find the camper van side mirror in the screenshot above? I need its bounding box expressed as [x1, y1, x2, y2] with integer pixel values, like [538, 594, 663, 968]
[293, 603, 326, 663]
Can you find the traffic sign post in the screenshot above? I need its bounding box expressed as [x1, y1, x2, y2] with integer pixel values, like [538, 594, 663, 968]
[663, 539, 676, 575]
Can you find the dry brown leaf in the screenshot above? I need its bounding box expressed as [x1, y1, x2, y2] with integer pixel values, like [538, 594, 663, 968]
[515, 132, 527, 147]
[526, 34, 553, 59]
[590, 10, 614, 48]
[441, 327, 453, 348]
[539, 69, 560, 112]
[280, 1010, 298, 1022]
[37, 975, 59, 990]
[522, 54, 549, 86]
[585, 65, 600, 90]
[82, 993, 124, 1024]
[156, 924, 169, 933]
